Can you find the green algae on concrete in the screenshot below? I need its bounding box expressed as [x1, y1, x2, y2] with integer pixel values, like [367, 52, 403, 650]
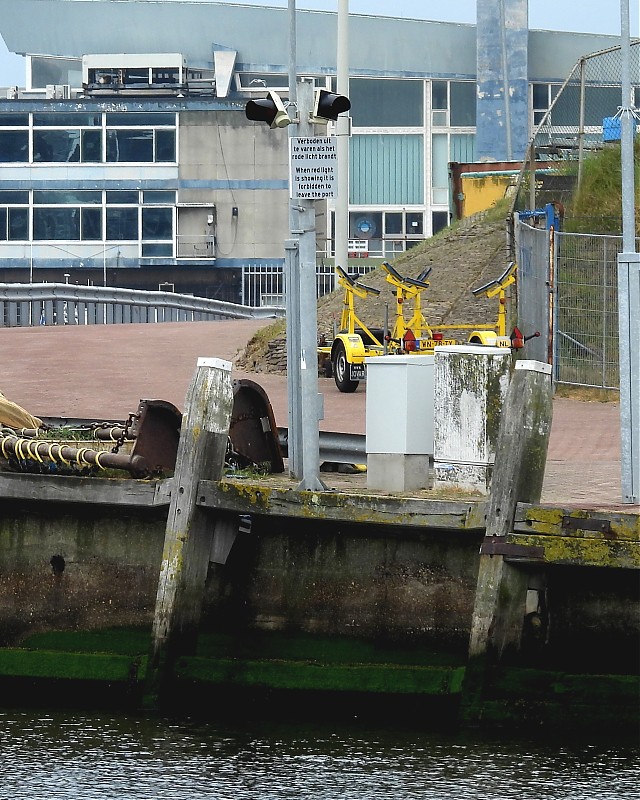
[473, 667, 640, 730]
[194, 631, 467, 668]
[21, 626, 151, 656]
[0, 649, 147, 682]
[175, 656, 466, 696]
[0, 627, 152, 684]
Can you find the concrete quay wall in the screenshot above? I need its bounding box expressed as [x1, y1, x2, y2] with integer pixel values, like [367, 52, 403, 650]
[0, 480, 636, 679]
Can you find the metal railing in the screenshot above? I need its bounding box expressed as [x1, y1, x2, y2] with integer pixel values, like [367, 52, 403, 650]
[0, 283, 285, 327]
[176, 234, 215, 259]
[242, 261, 377, 307]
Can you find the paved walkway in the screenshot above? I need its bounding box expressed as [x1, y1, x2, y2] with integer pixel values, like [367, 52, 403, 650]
[0, 319, 632, 510]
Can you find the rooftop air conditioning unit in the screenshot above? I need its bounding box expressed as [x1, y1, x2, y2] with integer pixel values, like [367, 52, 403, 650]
[45, 84, 71, 99]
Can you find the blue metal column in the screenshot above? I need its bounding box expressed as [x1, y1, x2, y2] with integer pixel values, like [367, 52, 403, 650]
[476, 0, 529, 161]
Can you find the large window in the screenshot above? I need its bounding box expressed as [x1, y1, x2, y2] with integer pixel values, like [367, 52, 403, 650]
[431, 81, 476, 127]
[331, 209, 425, 258]
[33, 190, 102, 241]
[0, 190, 29, 240]
[105, 113, 175, 162]
[0, 113, 29, 162]
[0, 130, 28, 162]
[0, 112, 176, 164]
[31, 56, 82, 89]
[106, 207, 138, 241]
[0, 208, 28, 240]
[450, 82, 475, 126]
[9, 189, 178, 251]
[350, 79, 423, 127]
[552, 84, 625, 127]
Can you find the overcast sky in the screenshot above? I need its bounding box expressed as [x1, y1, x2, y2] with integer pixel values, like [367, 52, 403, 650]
[0, 0, 638, 86]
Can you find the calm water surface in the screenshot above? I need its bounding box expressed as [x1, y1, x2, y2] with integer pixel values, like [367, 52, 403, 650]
[0, 710, 637, 800]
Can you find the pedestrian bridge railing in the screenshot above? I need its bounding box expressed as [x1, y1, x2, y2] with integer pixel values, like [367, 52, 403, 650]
[0, 283, 285, 327]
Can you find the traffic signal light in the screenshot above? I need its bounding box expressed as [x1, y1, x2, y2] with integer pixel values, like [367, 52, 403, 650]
[309, 89, 351, 123]
[245, 90, 291, 129]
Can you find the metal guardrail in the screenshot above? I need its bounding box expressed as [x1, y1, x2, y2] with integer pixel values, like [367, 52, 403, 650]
[0, 283, 285, 327]
[278, 428, 366, 466]
[39, 418, 367, 467]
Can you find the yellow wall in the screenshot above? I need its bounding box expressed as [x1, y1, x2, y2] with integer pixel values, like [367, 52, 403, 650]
[460, 174, 513, 217]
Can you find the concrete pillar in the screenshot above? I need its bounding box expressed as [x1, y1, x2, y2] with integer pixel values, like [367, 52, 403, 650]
[433, 345, 511, 494]
[476, 0, 529, 161]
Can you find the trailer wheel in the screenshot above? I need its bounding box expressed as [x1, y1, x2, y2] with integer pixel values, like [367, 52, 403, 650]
[333, 342, 359, 393]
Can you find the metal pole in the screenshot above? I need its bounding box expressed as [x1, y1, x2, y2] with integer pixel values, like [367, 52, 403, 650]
[577, 58, 587, 188]
[617, 0, 639, 503]
[286, 0, 303, 478]
[295, 79, 326, 491]
[335, 0, 350, 271]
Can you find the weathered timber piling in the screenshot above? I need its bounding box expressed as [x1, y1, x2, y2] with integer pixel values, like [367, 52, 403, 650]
[146, 357, 233, 705]
[462, 360, 553, 719]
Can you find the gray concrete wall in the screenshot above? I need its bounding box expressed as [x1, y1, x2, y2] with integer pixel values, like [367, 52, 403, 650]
[179, 110, 290, 260]
[0, 498, 636, 673]
[205, 519, 482, 655]
[0, 504, 165, 644]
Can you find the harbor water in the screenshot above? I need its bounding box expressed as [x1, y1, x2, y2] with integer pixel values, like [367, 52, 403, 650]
[1, 709, 638, 799]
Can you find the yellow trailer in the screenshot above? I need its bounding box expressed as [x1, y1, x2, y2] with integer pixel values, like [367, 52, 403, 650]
[318, 263, 454, 392]
[318, 260, 532, 393]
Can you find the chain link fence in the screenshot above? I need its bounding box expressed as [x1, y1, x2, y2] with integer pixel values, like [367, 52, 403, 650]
[510, 40, 640, 390]
[512, 40, 639, 225]
[555, 232, 622, 388]
[515, 215, 635, 390]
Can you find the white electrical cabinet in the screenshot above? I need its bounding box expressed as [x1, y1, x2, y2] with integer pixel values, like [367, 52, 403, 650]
[365, 354, 434, 491]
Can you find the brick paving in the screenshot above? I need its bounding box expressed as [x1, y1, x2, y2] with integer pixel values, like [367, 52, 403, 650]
[0, 319, 633, 510]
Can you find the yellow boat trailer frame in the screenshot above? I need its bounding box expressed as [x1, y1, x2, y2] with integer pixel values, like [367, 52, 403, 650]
[318, 261, 518, 393]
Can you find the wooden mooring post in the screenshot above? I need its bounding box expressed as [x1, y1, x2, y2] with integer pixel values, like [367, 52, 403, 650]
[145, 357, 234, 707]
[462, 360, 553, 721]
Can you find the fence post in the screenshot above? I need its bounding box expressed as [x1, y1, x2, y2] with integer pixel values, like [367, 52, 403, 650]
[146, 356, 234, 707]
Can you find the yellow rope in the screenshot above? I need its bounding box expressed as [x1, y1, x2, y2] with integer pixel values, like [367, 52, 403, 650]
[75, 447, 91, 466]
[94, 450, 108, 470]
[26, 439, 43, 462]
[57, 445, 71, 466]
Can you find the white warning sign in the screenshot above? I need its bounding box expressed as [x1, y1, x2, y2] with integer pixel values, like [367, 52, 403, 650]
[289, 136, 337, 200]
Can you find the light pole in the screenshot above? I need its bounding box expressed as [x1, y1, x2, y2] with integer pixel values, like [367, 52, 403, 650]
[286, 0, 303, 480]
[335, 0, 350, 273]
[617, 0, 639, 503]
